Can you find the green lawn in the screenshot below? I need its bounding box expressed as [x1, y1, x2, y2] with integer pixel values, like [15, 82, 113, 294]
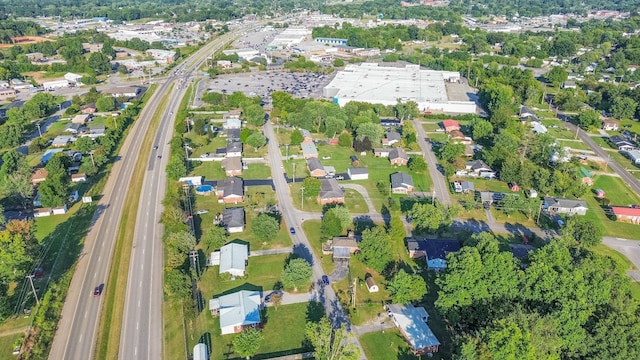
[185, 133, 227, 157]
[592, 175, 640, 206]
[199, 253, 290, 297]
[360, 330, 418, 360]
[591, 136, 618, 150]
[556, 140, 591, 151]
[426, 133, 449, 143]
[282, 159, 307, 178]
[188, 302, 313, 360]
[274, 127, 292, 145]
[289, 183, 368, 213]
[608, 151, 639, 172]
[242, 164, 272, 179]
[422, 123, 442, 132]
[583, 197, 640, 239]
[547, 126, 577, 139]
[189, 161, 227, 179]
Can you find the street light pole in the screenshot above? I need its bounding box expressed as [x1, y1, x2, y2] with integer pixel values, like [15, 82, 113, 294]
[184, 144, 189, 159]
[293, 162, 296, 184]
[26, 275, 39, 306]
[301, 186, 305, 210]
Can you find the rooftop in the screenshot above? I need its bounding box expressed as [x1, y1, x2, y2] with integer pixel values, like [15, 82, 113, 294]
[222, 208, 245, 228]
[219, 243, 248, 275]
[387, 303, 440, 352]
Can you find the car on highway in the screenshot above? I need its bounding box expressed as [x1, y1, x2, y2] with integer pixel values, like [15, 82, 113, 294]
[289, 227, 295, 234]
[153, 145, 158, 150]
[321, 275, 330, 286]
[157, 155, 162, 159]
[93, 284, 104, 297]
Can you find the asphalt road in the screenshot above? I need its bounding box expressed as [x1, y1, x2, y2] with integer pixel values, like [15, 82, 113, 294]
[263, 122, 367, 359]
[412, 119, 451, 207]
[49, 28, 244, 360]
[565, 121, 640, 195]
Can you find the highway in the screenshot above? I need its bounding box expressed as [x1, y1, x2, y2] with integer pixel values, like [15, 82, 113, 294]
[48, 28, 241, 360]
[412, 119, 451, 207]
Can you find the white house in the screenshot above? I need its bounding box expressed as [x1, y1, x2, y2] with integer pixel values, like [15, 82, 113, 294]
[219, 243, 248, 277]
[42, 79, 70, 90]
[209, 290, 262, 335]
[348, 167, 369, 180]
[64, 72, 84, 85]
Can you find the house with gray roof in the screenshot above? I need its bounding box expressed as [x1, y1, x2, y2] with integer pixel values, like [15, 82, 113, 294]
[301, 142, 318, 159]
[543, 197, 588, 216]
[457, 160, 496, 178]
[318, 178, 344, 205]
[391, 172, 414, 194]
[300, 128, 313, 142]
[609, 136, 637, 152]
[386, 303, 440, 355]
[222, 207, 245, 233]
[209, 290, 262, 335]
[627, 149, 640, 165]
[389, 147, 408, 166]
[407, 239, 460, 270]
[52, 135, 77, 148]
[382, 130, 401, 146]
[216, 177, 244, 204]
[348, 167, 368, 180]
[65, 123, 85, 134]
[306, 157, 326, 177]
[226, 141, 243, 157]
[219, 243, 248, 276]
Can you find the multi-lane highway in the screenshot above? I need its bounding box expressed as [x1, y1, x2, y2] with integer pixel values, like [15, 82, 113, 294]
[49, 28, 241, 360]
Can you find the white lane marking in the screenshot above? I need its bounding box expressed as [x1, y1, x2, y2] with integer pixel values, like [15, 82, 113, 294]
[98, 255, 101, 262]
[142, 248, 145, 255]
[84, 310, 88, 319]
[137, 322, 139, 330]
[138, 299, 141, 308]
[135, 347, 138, 356]
[79, 334, 83, 343]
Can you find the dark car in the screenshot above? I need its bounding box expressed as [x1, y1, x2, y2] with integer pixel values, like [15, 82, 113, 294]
[93, 284, 104, 297]
[289, 227, 295, 234]
[157, 155, 162, 159]
[321, 275, 330, 285]
[153, 145, 158, 150]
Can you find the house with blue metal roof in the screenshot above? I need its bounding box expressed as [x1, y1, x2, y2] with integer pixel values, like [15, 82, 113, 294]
[219, 243, 248, 277]
[209, 290, 262, 335]
[386, 303, 440, 355]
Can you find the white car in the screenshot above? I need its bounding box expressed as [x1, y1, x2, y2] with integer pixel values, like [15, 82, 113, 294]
[196, 210, 209, 215]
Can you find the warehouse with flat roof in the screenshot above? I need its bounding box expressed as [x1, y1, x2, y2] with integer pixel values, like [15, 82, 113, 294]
[323, 63, 476, 114]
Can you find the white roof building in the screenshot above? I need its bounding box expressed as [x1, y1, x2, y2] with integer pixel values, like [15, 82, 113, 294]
[219, 243, 248, 277]
[323, 64, 475, 114]
[386, 303, 440, 355]
[64, 72, 83, 84]
[42, 79, 70, 90]
[209, 290, 262, 335]
[193, 343, 208, 360]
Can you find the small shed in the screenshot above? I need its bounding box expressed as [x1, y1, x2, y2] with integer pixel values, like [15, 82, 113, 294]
[509, 183, 519, 192]
[52, 204, 68, 215]
[529, 189, 538, 198]
[365, 277, 379, 293]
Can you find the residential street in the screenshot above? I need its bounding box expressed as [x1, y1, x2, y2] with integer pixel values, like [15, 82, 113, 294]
[412, 119, 451, 207]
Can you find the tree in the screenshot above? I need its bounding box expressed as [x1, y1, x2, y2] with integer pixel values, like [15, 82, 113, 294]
[202, 225, 227, 251]
[333, 58, 345, 67]
[577, 109, 601, 130]
[394, 100, 419, 121]
[251, 213, 279, 242]
[408, 155, 427, 172]
[471, 118, 494, 144]
[306, 317, 360, 360]
[74, 136, 97, 153]
[302, 177, 322, 197]
[438, 141, 465, 161]
[563, 216, 603, 247]
[357, 226, 393, 272]
[408, 202, 455, 234]
[193, 118, 206, 136]
[240, 128, 252, 143]
[355, 122, 384, 144]
[324, 116, 346, 138]
[233, 328, 264, 359]
[545, 66, 568, 87]
[321, 206, 352, 238]
[96, 96, 116, 112]
[290, 129, 304, 145]
[38, 171, 69, 208]
[352, 137, 372, 152]
[246, 131, 267, 150]
[388, 269, 427, 304]
[88, 52, 112, 75]
[166, 157, 187, 181]
[338, 132, 352, 147]
[0, 221, 39, 284]
[281, 258, 312, 290]
[611, 97, 637, 120]
[164, 231, 196, 268]
[243, 104, 265, 126]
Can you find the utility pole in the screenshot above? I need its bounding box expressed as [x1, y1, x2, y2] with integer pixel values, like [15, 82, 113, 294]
[301, 186, 305, 210]
[36, 123, 42, 137]
[183, 184, 194, 234]
[352, 277, 357, 308]
[184, 144, 189, 159]
[89, 151, 96, 167]
[293, 163, 296, 184]
[26, 275, 39, 306]
[575, 125, 579, 140]
[285, 144, 289, 160]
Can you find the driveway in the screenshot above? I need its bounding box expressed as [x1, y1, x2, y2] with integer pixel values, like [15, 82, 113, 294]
[341, 184, 377, 214]
[249, 247, 292, 257]
[263, 290, 312, 306]
[412, 119, 451, 207]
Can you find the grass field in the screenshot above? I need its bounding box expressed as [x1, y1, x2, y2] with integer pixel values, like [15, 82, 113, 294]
[360, 330, 418, 360]
[591, 136, 618, 150]
[422, 123, 442, 132]
[290, 182, 369, 213]
[593, 175, 640, 206]
[556, 139, 591, 151]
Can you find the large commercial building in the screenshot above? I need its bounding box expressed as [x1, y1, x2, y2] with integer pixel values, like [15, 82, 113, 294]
[323, 63, 476, 114]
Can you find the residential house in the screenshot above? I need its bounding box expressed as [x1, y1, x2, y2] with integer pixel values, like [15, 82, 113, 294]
[389, 147, 408, 166]
[224, 109, 242, 120]
[64, 72, 83, 85]
[219, 243, 249, 277]
[322, 231, 360, 259]
[65, 123, 85, 134]
[226, 128, 241, 142]
[82, 42, 103, 53]
[602, 120, 619, 131]
[478, 191, 506, 206]
[386, 303, 440, 355]
[441, 119, 460, 133]
[83, 125, 106, 139]
[301, 142, 318, 159]
[52, 204, 68, 215]
[216, 177, 244, 204]
[81, 103, 97, 114]
[31, 168, 48, 185]
[72, 114, 91, 124]
[300, 129, 313, 143]
[609, 135, 637, 152]
[324, 166, 336, 176]
[209, 290, 262, 335]
[391, 172, 414, 194]
[318, 178, 344, 205]
[374, 148, 390, 157]
[562, 81, 577, 89]
[0, 89, 16, 100]
[34, 208, 52, 218]
[627, 149, 640, 165]
[25, 52, 43, 61]
[453, 181, 475, 193]
[307, 157, 326, 177]
[543, 197, 588, 216]
[221, 157, 243, 176]
[102, 86, 141, 98]
[226, 141, 242, 157]
[224, 117, 242, 130]
[382, 130, 401, 146]
[449, 130, 471, 143]
[611, 206, 640, 224]
[348, 167, 368, 180]
[531, 122, 548, 134]
[407, 239, 460, 270]
[52, 135, 76, 147]
[71, 173, 87, 183]
[457, 160, 496, 178]
[222, 207, 245, 233]
[365, 277, 379, 293]
[380, 118, 401, 127]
